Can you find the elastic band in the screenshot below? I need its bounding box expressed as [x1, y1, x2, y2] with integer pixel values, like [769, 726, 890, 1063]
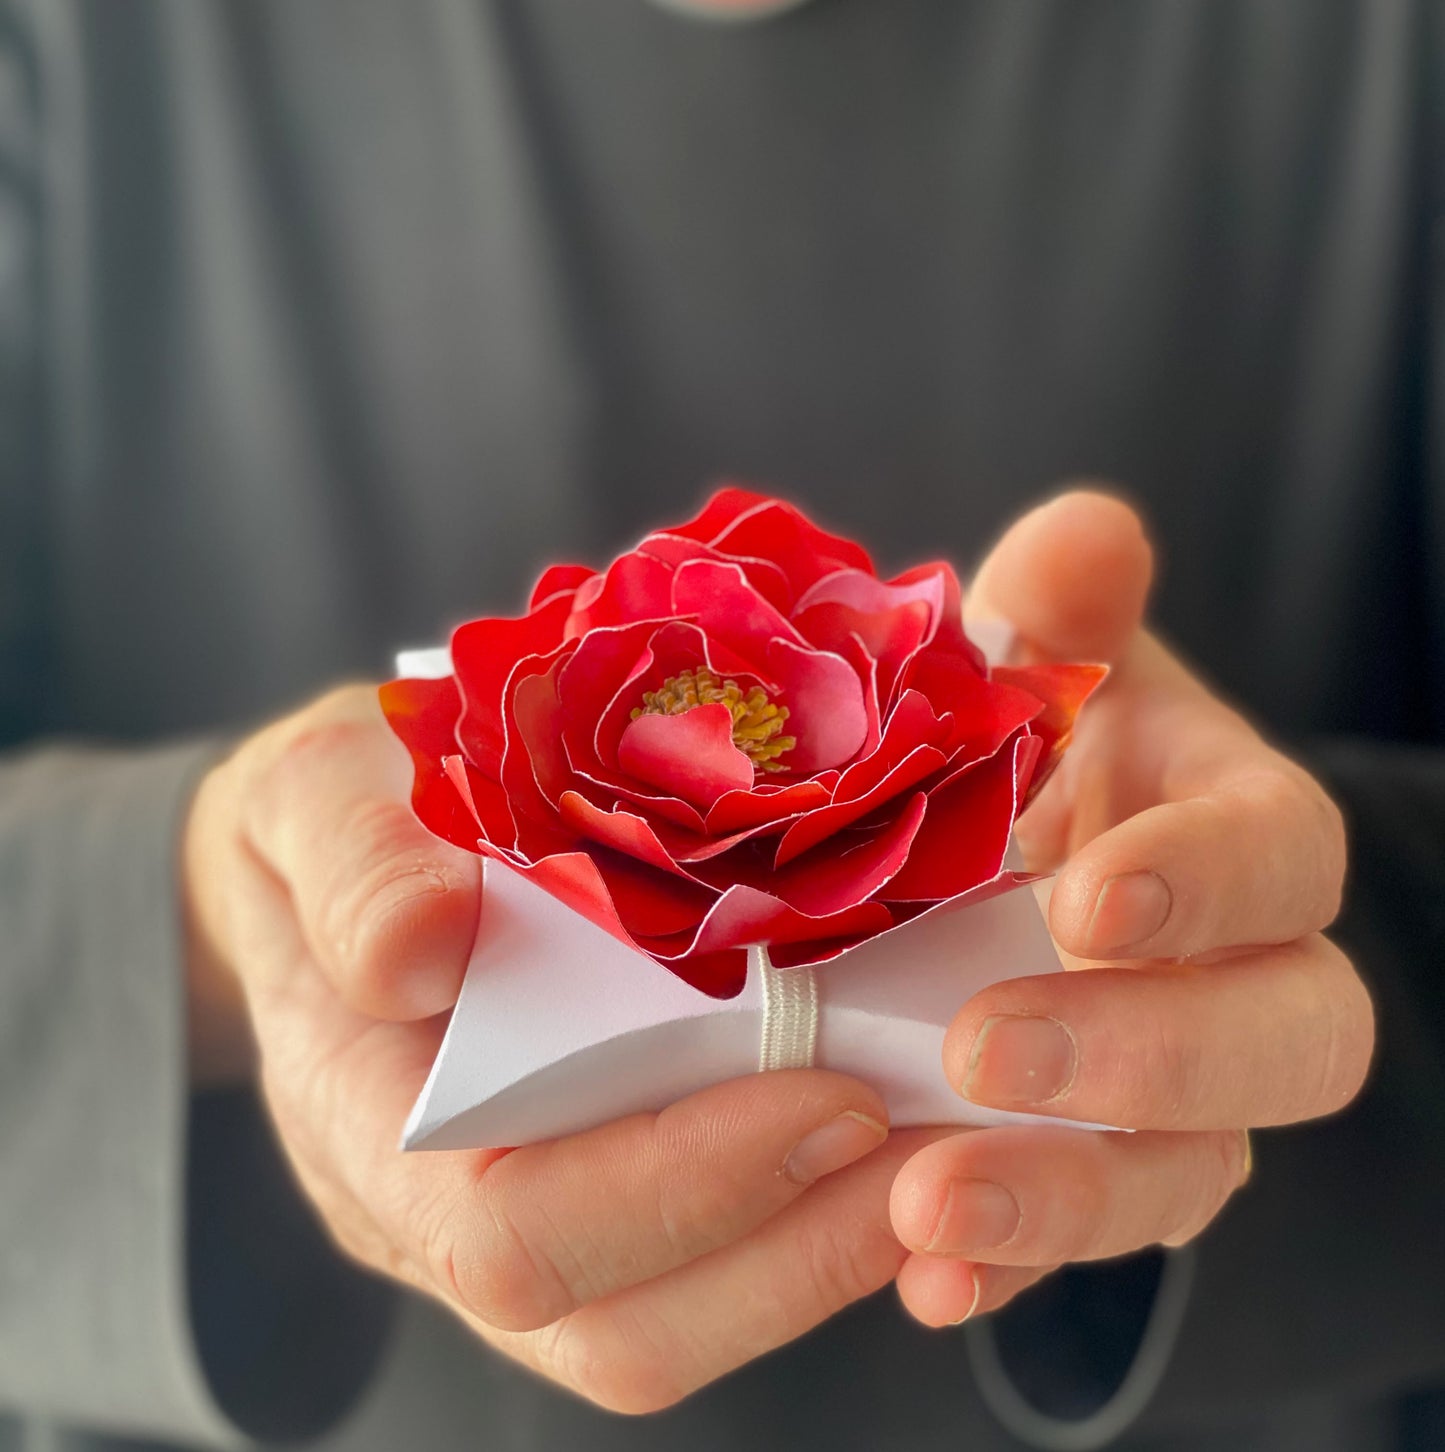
[754, 945, 819, 1071]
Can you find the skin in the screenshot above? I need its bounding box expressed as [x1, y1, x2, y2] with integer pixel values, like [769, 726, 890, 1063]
[183, 490, 1373, 1410]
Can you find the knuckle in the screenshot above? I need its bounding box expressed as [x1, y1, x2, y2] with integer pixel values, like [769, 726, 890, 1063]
[549, 1315, 687, 1416]
[418, 1184, 556, 1331]
[799, 1218, 907, 1313]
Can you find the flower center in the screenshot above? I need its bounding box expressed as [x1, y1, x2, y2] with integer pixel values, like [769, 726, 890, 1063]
[632, 667, 796, 773]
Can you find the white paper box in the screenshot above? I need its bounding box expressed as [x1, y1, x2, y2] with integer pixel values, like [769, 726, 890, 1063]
[404, 858, 1094, 1151]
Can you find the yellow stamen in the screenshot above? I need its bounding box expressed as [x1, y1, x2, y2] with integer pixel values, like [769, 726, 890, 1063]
[632, 667, 796, 773]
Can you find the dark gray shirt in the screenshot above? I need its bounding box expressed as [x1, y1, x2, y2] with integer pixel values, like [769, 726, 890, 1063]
[3, 2, 1445, 1449]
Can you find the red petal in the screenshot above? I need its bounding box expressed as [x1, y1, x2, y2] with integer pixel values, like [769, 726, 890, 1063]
[891, 561, 977, 658]
[441, 753, 523, 853]
[556, 619, 665, 773]
[558, 790, 769, 871]
[764, 636, 868, 773]
[505, 655, 572, 808]
[693, 791, 928, 915]
[899, 647, 1044, 761]
[528, 563, 596, 611]
[670, 557, 807, 660]
[564, 551, 675, 637]
[617, 703, 756, 809]
[705, 498, 876, 600]
[636, 531, 792, 614]
[667, 484, 775, 544]
[681, 891, 894, 959]
[793, 598, 932, 703]
[703, 776, 835, 834]
[883, 734, 1041, 901]
[774, 691, 951, 864]
[993, 663, 1108, 804]
[378, 676, 477, 850]
[452, 593, 574, 777]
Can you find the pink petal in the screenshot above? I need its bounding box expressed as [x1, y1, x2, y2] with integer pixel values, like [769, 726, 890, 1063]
[617, 703, 756, 810]
[764, 636, 869, 773]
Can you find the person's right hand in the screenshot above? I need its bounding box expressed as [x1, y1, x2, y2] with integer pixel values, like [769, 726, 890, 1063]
[183, 687, 1003, 1412]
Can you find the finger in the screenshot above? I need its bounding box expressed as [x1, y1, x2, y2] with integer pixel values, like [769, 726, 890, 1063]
[891, 1126, 1250, 1268]
[1049, 756, 1347, 960]
[489, 1127, 951, 1414]
[965, 490, 1154, 665]
[255, 922, 893, 1336]
[945, 937, 1374, 1129]
[424, 1071, 889, 1332]
[895, 1256, 1055, 1328]
[239, 684, 482, 1019]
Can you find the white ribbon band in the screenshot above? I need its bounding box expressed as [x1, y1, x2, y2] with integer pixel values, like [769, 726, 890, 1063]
[753, 944, 819, 1072]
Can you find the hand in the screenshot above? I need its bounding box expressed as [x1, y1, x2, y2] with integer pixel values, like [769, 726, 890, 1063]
[888, 491, 1375, 1325]
[184, 687, 930, 1412]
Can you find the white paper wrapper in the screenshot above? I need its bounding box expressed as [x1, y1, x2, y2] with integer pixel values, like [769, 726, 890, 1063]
[403, 858, 1103, 1151]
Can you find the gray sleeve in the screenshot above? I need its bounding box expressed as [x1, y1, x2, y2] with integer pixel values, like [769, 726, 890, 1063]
[0, 740, 242, 1444]
[0, 741, 400, 1445]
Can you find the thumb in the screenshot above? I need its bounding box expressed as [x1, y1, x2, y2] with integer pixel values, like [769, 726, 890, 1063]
[965, 489, 1154, 665]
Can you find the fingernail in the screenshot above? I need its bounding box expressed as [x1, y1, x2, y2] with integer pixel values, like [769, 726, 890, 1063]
[962, 1015, 1077, 1106]
[1241, 1130, 1254, 1184]
[947, 1266, 984, 1325]
[1086, 870, 1172, 954]
[783, 1111, 888, 1186]
[928, 1179, 1021, 1255]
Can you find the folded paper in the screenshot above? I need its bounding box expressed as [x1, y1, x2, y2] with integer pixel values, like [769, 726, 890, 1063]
[404, 855, 1101, 1151]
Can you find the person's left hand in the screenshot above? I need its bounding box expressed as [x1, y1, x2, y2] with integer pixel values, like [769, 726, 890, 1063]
[889, 490, 1375, 1325]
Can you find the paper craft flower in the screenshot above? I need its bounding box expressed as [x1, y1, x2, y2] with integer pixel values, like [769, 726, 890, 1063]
[382, 488, 1103, 997]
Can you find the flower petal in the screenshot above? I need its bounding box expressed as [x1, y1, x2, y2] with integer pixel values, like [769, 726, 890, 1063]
[703, 777, 835, 835]
[564, 550, 675, 637]
[670, 557, 808, 659]
[705, 497, 876, 600]
[764, 636, 869, 773]
[378, 676, 478, 850]
[636, 531, 793, 614]
[882, 733, 1042, 901]
[452, 593, 574, 777]
[773, 691, 951, 865]
[528, 563, 597, 611]
[898, 647, 1044, 761]
[617, 703, 757, 810]
[993, 662, 1108, 804]
[693, 791, 928, 916]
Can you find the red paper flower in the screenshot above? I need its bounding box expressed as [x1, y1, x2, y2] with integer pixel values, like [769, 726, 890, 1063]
[382, 488, 1103, 997]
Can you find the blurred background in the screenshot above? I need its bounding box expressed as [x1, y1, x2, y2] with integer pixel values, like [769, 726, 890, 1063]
[3, 3, 1443, 1451]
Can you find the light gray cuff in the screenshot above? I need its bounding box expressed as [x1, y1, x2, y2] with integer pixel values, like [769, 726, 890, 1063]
[0, 739, 240, 1446]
